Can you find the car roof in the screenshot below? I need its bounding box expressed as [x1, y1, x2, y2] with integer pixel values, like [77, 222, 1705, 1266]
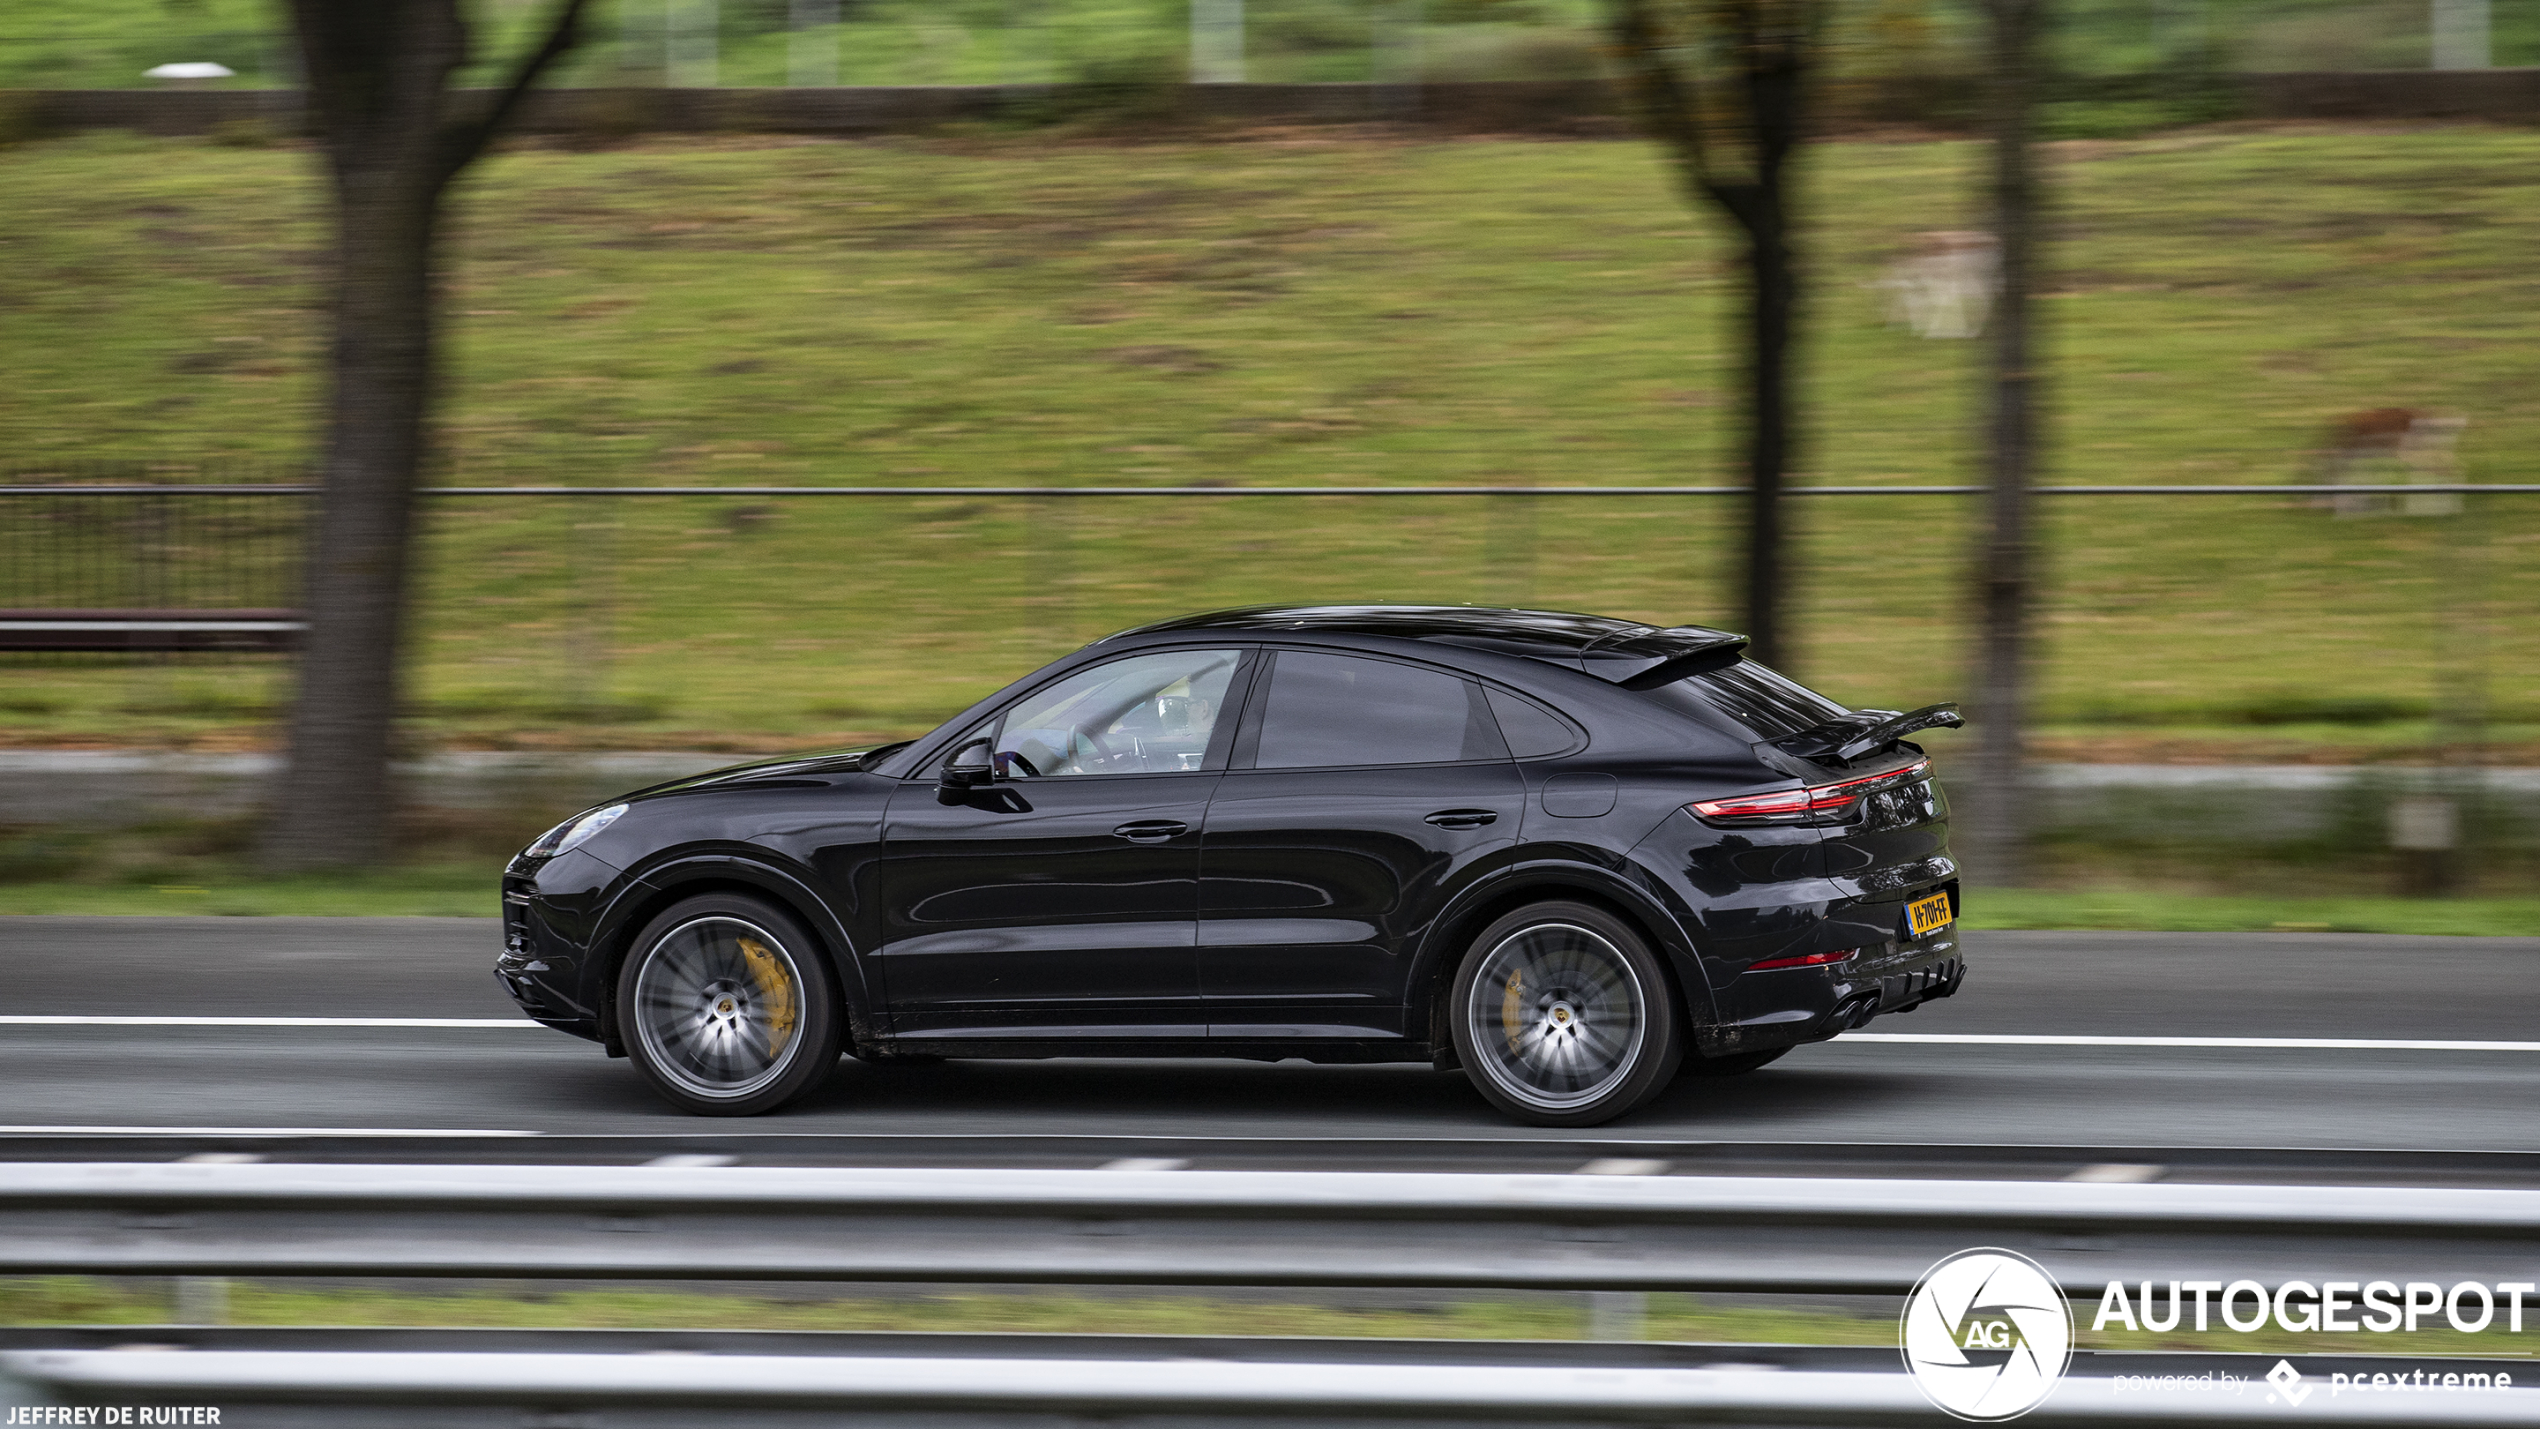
[1104, 604, 1748, 685]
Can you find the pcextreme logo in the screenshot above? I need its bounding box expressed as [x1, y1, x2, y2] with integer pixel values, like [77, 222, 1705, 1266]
[1901, 1248, 2076, 1421]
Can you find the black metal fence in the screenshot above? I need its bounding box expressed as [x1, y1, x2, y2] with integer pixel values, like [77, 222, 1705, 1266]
[0, 462, 306, 659]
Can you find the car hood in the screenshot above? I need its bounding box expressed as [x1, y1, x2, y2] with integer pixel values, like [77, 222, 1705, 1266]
[620, 743, 907, 801]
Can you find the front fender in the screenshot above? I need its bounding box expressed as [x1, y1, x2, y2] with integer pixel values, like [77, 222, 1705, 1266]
[590, 847, 876, 1036]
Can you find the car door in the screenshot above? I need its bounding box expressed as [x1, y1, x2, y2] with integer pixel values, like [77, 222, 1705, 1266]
[879, 646, 1253, 1038]
[1198, 648, 1525, 1039]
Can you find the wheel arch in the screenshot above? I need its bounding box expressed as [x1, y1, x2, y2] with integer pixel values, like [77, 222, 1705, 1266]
[1408, 863, 1719, 1049]
[591, 853, 876, 1053]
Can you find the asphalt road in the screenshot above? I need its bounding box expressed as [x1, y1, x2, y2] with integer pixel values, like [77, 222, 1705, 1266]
[3, 917, 2536, 1157]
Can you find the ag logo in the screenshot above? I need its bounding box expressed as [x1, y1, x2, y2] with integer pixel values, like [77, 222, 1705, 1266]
[1901, 1248, 2074, 1421]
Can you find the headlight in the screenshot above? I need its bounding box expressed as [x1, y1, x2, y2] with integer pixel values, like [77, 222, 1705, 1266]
[523, 804, 627, 860]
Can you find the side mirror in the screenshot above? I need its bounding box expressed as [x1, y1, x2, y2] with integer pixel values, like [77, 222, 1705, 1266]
[937, 737, 996, 802]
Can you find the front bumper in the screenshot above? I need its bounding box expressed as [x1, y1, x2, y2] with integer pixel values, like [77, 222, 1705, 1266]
[494, 849, 619, 1043]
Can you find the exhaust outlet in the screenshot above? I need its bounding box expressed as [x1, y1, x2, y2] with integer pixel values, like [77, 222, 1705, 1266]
[1821, 993, 1880, 1035]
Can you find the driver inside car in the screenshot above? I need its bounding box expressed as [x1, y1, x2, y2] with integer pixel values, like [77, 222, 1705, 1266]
[992, 654, 1235, 778]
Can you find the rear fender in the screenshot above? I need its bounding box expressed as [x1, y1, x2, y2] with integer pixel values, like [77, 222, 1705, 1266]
[1405, 859, 1723, 1044]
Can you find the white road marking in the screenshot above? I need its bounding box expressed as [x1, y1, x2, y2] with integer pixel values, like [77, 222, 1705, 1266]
[1577, 1158, 1672, 1176]
[0, 1125, 540, 1137]
[1844, 1032, 2540, 1052]
[2065, 1162, 2166, 1183]
[0, 1015, 537, 1028]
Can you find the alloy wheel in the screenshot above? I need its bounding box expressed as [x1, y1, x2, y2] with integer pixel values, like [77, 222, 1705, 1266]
[1464, 921, 1648, 1113]
[630, 915, 808, 1102]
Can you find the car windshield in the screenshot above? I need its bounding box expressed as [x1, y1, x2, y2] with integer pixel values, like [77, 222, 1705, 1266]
[1643, 659, 1851, 740]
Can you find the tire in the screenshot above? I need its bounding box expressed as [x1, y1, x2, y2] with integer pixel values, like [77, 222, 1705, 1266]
[616, 892, 842, 1116]
[1448, 901, 1683, 1127]
[1679, 1045, 1791, 1078]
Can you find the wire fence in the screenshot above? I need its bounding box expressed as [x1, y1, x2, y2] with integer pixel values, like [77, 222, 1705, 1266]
[2, 460, 2527, 752]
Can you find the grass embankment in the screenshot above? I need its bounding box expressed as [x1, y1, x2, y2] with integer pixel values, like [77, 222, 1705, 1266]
[3, 128, 2535, 758]
[3, 1278, 2528, 1359]
[0, 1279, 1879, 1344]
[11, 0, 2540, 90]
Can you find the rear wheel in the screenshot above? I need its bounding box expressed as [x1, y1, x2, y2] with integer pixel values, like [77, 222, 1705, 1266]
[1449, 901, 1682, 1127]
[617, 893, 841, 1116]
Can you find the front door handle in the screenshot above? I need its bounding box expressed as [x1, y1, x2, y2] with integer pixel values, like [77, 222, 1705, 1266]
[1424, 808, 1499, 830]
[1113, 819, 1189, 843]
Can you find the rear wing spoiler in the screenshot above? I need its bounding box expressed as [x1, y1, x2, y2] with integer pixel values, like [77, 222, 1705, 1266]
[1771, 703, 1964, 766]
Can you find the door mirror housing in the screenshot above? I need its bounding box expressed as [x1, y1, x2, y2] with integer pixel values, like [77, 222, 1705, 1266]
[938, 737, 996, 801]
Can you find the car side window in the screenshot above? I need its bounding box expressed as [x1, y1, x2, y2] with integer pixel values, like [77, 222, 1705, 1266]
[1253, 651, 1506, 769]
[993, 648, 1242, 778]
[1485, 687, 1583, 759]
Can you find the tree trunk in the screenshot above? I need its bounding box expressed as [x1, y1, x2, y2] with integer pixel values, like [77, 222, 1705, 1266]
[262, 0, 587, 870]
[1742, 210, 1794, 668]
[1967, 0, 2041, 887]
[1601, 2, 1813, 670]
[264, 183, 442, 869]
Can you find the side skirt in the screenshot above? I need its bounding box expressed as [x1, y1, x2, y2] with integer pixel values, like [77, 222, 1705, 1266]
[866, 1037, 1434, 1066]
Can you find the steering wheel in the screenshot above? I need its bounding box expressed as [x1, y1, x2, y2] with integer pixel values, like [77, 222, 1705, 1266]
[997, 750, 1042, 778]
[1074, 728, 1118, 772]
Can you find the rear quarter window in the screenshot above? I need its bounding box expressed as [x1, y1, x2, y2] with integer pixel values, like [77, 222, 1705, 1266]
[1484, 687, 1584, 758]
[1644, 660, 1850, 740]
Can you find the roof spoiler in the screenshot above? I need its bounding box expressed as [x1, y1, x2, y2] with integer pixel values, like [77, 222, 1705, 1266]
[1772, 703, 1966, 766]
[1579, 626, 1749, 686]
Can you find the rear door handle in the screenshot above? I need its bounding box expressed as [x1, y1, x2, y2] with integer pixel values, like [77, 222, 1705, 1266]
[1424, 809, 1499, 830]
[1113, 820, 1189, 843]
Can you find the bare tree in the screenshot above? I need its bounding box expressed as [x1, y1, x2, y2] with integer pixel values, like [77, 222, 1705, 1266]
[263, 0, 592, 870]
[1606, 0, 1822, 667]
[1965, 0, 2042, 885]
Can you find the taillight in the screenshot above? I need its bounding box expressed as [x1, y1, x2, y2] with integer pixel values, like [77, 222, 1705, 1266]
[1748, 948, 1859, 971]
[1689, 759, 1930, 827]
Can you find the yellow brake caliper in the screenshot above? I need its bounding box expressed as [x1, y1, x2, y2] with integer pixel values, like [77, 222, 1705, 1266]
[735, 936, 798, 1058]
[1501, 970, 1526, 1055]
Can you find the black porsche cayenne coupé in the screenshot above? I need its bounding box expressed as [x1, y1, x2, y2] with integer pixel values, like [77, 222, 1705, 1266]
[498, 604, 1966, 1126]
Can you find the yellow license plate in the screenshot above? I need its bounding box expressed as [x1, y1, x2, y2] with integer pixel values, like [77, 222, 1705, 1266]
[1907, 891, 1954, 938]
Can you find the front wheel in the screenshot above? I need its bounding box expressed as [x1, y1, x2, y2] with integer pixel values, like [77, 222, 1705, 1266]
[617, 893, 842, 1116]
[1448, 901, 1682, 1127]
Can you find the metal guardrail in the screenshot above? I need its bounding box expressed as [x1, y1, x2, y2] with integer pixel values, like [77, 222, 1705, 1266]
[8, 1163, 2540, 1292]
[11, 1165, 2540, 1423]
[7, 1346, 2538, 1426]
[0, 607, 303, 652]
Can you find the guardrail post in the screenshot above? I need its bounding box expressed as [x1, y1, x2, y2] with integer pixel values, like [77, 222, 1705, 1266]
[1586, 1289, 1647, 1341]
[173, 1275, 230, 1326]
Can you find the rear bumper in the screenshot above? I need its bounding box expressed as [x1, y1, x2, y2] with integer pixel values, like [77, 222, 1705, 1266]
[1698, 928, 1966, 1058]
